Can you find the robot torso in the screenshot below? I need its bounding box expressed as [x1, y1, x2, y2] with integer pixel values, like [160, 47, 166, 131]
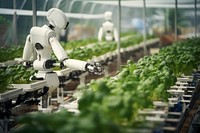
[30, 25, 56, 61]
[102, 21, 114, 41]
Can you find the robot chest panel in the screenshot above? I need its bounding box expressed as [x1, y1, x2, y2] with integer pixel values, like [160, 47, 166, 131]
[103, 22, 114, 33]
[30, 27, 54, 58]
[30, 27, 55, 49]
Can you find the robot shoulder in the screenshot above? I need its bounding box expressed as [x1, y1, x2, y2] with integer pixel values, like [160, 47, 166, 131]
[102, 21, 114, 32]
[102, 21, 114, 28]
[30, 26, 56, 46]
[30, 26, 56, 37]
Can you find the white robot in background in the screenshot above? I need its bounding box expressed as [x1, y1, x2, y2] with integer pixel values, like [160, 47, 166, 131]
[22, 8, 102, 112]
[98, 11, 118, 42]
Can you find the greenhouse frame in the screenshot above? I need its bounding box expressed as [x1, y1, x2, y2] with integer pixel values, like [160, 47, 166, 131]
[0, 0, 200, 133]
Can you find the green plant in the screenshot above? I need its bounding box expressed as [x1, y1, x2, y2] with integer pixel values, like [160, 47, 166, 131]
[0, 64, 36, 93]
[12, 38, 200, 133]
[67, 34, 149, 61]
[0, 16, 10, 25]
[0, 46, 23, 62]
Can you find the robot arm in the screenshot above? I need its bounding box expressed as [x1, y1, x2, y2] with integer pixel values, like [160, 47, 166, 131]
[98, 27, 103, 42]
[49, 36, 68, 61]
[113, 28, 119, 42]
[49, 37, 103, 74]
[22, 35, 36, 61]
[22, 35, 32, 61]
[62, 59, 103, 75]
[61, 59, 102, 75]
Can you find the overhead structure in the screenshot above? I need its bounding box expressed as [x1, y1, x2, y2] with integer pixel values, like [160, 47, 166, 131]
[117, 0, 121, 69]
[89, 0, 200, 8]
[195, 0, 198, 37]
[32, 0, 37, 26]
[143, 0, 147, 54]
[89, 0, 199, 40]
[0, 0, 199, 45]
[0, 8, 104, 19]
[175, 0, 178, 41]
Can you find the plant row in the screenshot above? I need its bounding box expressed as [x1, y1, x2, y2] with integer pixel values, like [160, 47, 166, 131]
[61, 31, 138, 50]
[67, 35, 145, 61]
[12, 38, 200, 133]
[0, 32, 140, 63]
[0, 46, 23, 62]
[0, 32, 144, 93]
[0, 65, 35, 93]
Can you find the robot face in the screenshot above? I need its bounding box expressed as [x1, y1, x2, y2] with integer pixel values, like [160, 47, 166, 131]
[47, 8, 69, 30]
[104, 11, 112, 21]
[65, 21, 69, 29]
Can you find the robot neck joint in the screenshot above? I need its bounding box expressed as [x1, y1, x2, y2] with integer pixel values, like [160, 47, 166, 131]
[48, 24, 55, 30]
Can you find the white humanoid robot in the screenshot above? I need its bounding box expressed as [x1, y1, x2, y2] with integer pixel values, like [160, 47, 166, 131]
[98, 11, 118, 42]
[22, 8, 102, 112]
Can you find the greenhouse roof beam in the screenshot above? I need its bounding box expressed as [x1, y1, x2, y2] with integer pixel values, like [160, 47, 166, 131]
[127, 0, 200, 4]
[0, 8, 104, 19]
[89, 1, 200, 9]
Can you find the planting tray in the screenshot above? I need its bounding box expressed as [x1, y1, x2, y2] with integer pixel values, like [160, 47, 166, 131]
[54, 68, 72, 77]
[0, 88, 23, 102]
[12, 80, 47, 92]
[0, 60, 18, 67]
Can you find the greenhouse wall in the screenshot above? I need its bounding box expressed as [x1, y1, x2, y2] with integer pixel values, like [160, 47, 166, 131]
[0, 0, 199, 46]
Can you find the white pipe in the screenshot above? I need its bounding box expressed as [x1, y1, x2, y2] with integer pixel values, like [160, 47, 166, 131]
[194, 0, 197, 37]
[89, 1, 200, 9]
[0, 8, 104, 19]
[89, 3, 98, 14]
[175, 0, 178, 41]
[32, 0, 37, 26]
[56, 0, 63, 8]
[143, 0, 147, 54]
[80, 1, 89, 13]
[68, 0, 81, 13]
[117, 0, 121, 69]
[13, 0, 17, 45]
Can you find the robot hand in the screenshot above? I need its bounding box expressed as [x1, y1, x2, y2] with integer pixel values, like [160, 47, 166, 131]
[22, 61, 33, 68]
[85, 62, 104, 75]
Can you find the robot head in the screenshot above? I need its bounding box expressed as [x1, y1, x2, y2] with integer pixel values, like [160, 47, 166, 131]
[104, 11, 112, 21]
[47, 8, 69, 30]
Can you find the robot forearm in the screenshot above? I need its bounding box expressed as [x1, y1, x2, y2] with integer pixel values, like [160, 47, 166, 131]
[114, 28, 119, 42]
[62, 59, 103, 75]
[22, 35, 33, 61]
[50, 37, 68, 61]
[98, 27, 103, 42]
[62, 58, 87, 71]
